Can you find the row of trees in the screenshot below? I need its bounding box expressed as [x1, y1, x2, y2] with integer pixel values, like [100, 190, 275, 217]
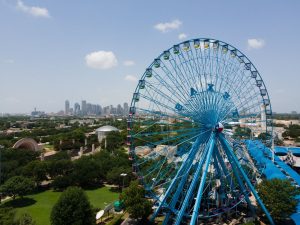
[1, 148, 133, 200]
[282, 124, 300, 141]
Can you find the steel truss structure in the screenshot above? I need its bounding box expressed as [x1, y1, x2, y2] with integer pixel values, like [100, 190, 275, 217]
[127, 38, 274, 224]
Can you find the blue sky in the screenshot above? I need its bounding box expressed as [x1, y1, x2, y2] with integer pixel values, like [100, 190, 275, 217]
[0, 0, 299, 113]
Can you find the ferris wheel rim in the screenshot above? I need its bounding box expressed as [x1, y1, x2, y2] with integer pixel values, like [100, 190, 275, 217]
[127, 37, 274, 223]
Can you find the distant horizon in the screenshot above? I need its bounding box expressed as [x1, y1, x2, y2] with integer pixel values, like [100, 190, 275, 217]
[1, 99, 130, 114]
[1, 106, 299, 116]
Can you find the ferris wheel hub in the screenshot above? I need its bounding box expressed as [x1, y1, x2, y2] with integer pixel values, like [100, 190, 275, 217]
[215, 122, 224, 133]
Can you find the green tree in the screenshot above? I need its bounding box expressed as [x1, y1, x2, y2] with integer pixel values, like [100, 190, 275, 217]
[48, 151, 70, 161]
[103, 131, 123, 151]
[282, 124, 300, 139]
[1, 148, 39, 183]
[22, 161, 47, 185]
[0, 207, 15, 225]
[107, 167, 132, 187]
[52, 176, 72, 191]
[72, 156, 101, 187]
[258, 132, 272, 141]
[0, 176, 35, 199]
[46, 159, 73, 178]
[50, 187, 94, 225]
[17, 213, 36, 225]
[120, 181, 152, 220]
[233, 126, 251, 139]
[257, 179, 300, 222]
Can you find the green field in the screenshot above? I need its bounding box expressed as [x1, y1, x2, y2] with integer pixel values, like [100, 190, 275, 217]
[2, 187, 119, 225]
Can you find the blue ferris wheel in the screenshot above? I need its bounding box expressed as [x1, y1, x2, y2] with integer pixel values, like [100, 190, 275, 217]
[127, 38, 274, 225]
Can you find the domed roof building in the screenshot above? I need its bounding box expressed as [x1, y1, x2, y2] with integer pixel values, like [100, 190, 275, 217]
[96, 125, 119, 133]
[95, 125, 119, 148]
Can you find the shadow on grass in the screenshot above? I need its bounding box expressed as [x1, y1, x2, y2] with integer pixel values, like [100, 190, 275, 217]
[82, 183, 105, 190]
[2, 197, 36, 208]
[31, 186, 49, 195]
[109, 187, 121, 193]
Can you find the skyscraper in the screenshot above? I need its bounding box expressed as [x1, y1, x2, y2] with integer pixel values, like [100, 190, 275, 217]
[74, 103, 80, 115]
[117, 104, 123, 115]
[81, 100, 87, 115]
[123, 102, 129, 115]
[65, 100, 70, 115]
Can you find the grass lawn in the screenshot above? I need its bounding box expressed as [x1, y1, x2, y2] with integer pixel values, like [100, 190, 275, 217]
[2, 187, 119, 225]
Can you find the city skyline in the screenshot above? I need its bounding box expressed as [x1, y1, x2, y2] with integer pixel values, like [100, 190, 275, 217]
[0, 0, 300, 113]
[63, 99, 129, 116]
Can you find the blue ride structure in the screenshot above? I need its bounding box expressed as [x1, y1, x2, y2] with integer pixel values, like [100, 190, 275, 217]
[127, 38, 274, 224]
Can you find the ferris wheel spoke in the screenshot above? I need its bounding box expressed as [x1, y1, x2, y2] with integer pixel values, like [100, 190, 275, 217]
[144, 81, 198, 114]
[144, 82, 197, 115]
[167, 53, 195, 92]
[150, 69, 189, 105]
[214, 49, 227, 91]
[150, 130, 203, 146]
[145, 82, 184, 106]
[186, 51, 203, 86]
[134, 107, 200, 126]
[134, 128, 202, 147]
[175, 51, 199, 89]
[142, 85, 180, 112]
[133, 127, 200, 138]
[159, 58, 192, 98]
[164, 61, 191, 93]
[139, 93, 180, 115]
[151, 163, 177, 188]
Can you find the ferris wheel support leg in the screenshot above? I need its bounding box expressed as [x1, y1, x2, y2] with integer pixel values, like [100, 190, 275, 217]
[213, 152, 222, 181]
[163, 171, 190, 225]
[151, 136, 204, 221]
[212, 152, 227, 203]
[222, 143, 256, 216]
[174, 133, 216, 225]
[219, 134, 275, 225]
[214, 149, 235, 195]
[163, 157, 198, 225]
[190, 136, 217, 225]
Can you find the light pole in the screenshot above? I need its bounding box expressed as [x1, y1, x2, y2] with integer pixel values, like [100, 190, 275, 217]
[0, 145, 4, 184]
[120, 173, 127, 192]
[0, 145, 4, 203]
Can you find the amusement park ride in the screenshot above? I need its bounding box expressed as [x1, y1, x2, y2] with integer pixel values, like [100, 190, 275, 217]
[127, 38, 276, 224]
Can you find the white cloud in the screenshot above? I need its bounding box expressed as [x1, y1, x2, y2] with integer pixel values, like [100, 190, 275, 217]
[178, 33, 187, 40]
[124, 75, 138, 82]
[247, 38, 265, 50]
[2, 59, 14, 64]
[154, 19, 182, 33]
[17, 0, 50, 18]
[123, 60, 135, 66]
[85, 51, 118, 70]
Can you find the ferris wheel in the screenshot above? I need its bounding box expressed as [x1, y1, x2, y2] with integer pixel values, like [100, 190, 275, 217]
[127, 38, 274, 225]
